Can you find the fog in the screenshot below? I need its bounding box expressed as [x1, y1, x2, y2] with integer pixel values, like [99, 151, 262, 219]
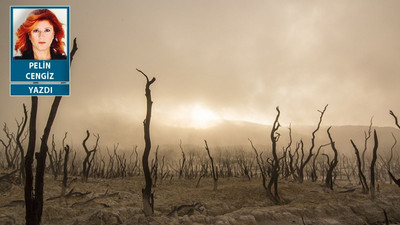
[1, 0, 400, 148]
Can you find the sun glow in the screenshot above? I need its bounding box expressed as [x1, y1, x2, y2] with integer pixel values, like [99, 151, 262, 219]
[190, 104, 220, 128]
[165, 103, 221, 128]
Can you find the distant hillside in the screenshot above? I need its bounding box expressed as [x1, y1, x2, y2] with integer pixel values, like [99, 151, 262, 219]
[52, 116, 400, 157]
[151, 121, 400, 156]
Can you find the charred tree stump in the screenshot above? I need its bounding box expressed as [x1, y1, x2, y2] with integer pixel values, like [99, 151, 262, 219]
[137, 68, 156, 216]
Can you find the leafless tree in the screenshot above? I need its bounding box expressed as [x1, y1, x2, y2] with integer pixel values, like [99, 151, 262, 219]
[350, 139, 369, 194]
[179, 140, 186, 179]
[265, 107, 284, 204]
[15, 104, 28, 184]
[311, 143, 330, 182]
[62, 144, 70, 196]
[151, 145, 159, 187]
[1, 123, 18, 169]
[137, 68, 156, 216]
[361, 118, 373, 173]
[297, 104, 328, 183]
[250, 138, 267, 190]
[325, 127, 339, 190]
[81, 130, 100, 182]
[204, 140, 218, 191]
[370, 130, 378, 198]
[388, 110, 400, 187]
[48, 134, 66, 180]
[25, 38, 78, 225]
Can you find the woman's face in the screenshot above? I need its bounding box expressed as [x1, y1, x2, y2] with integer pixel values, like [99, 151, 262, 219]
[29, 20, 54, 53]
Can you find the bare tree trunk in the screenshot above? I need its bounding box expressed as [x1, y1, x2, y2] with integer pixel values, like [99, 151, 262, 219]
[24, 38, 78, 225]
[370, 130, 378, 199]
[204, 140, 218, 191]
[350, 139, 369, 194]
[311, 143, 330, 182]
[25, 96, 38, 225]
[137, 68, 156, 216]
[326, 127, 339, 190]
[361, 118, 373, 173]
[16, 104, 28, 185]
[81, 130, 99, 182]
[264, 107, 280, 203]
[298, 105, 328, 183]
[62, 145, 70, 196]
[179, 140, 186, 179]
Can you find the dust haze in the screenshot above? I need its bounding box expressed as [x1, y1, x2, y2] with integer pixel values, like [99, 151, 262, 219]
[1, 0, 400, 147]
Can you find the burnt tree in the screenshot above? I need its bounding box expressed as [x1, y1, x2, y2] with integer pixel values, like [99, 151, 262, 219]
[204, 140, 218, 191]
[297, 104, 328, 183]
[370, 130, 378, 199]
[25, 38, 78, 225]
[311, 143, 330, 182]
[361, 118, 373, 173]
[325, 127, 339, 190]
[267, 106, 282, 204]
[0, 123, 18, 169]
[388, 110, 400, 186]
[137, 68, 156, 216]
[16, 104, 28, 184]
[250, 138, 267, 191]
[350, 139, 369, 194]
[81, 130, 100, 182]
[62, 144, 70, 196]
[179, 140, 186, 179]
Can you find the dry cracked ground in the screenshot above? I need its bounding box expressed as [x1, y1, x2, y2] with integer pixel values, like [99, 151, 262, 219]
[1, 173, 400, 225]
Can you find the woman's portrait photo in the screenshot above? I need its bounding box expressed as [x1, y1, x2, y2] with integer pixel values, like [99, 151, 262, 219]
[13, 8, 68, 60]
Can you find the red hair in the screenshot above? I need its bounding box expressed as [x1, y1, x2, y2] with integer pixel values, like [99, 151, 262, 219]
[15, 9, 65, 56]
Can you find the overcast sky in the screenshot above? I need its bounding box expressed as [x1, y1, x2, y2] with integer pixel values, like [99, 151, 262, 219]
[1, 0, 400, 147]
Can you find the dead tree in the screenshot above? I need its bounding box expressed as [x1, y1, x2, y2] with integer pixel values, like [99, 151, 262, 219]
[16, 105, 28, 184]
[204, 140, 218, 191]
[297, 104, 328, 183]
[1, 123, 18, 169]
[325, 127, 339, 190]
[249, 107, 282, 204]
[137, 68, 156, 216]
[350, 139, 369, 194]
[281, 125, 292, 179]
[361, 118, 373, 173]
[370, 130, 378, 198]
[151, 145, 159, 187]
[48, 134, 65, 180]
[24, 37, 78, 225]
[179, 140, 186, 179]
[311, 143, 330, 182]
[128, 145, 139, 176]
[265, 106, 282, 204]
[62, 144, 70, 196]
[388, 110, 400, 186]
[82, 130, 100, 182]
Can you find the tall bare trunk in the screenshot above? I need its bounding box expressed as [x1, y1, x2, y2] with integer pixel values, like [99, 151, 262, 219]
[137, 69, 156, 216]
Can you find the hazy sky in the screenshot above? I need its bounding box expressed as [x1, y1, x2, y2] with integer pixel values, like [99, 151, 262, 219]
[1, 0, 400, 147]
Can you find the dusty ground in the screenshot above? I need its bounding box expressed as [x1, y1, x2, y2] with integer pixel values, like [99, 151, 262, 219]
[1, 173, 400, 225]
